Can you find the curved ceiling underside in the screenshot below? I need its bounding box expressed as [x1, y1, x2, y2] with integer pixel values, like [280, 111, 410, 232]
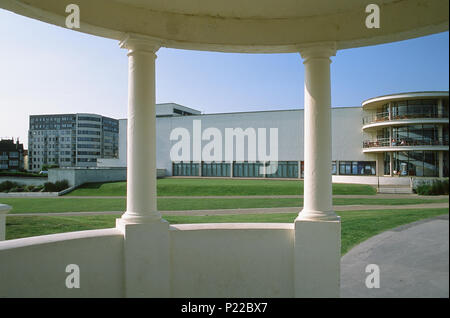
[1, 0, 448, 52]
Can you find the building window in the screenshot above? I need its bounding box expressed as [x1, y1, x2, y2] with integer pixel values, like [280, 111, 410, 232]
[339, 161, 376, 175]
[202, 162, 231, 177]
[172, 162, 200, 176]
[332, 161, 337, 175]
[266, 161, 299, 178]
[77, 137, 100, 142]
[233, 162, 264, 178]
[391, 99, 438, 120]
[392, 151, 439, 177]
[78, 123, 101, 129]
[78, 116, 101, 122]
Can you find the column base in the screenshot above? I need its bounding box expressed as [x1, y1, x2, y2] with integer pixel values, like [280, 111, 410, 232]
[116, 218, 170, 297]
[296, 209, 340, 222]
[294, 215, 341, 297]
[120, 211, 162, 224]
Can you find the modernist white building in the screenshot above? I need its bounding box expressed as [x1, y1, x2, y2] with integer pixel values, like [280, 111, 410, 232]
[101, 92, 449, 180]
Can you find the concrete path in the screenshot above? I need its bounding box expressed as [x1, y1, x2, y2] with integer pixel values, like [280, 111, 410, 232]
[7, 202, 449, 217]
[341, 214, 449, 298]
[1, 194, 447, 200]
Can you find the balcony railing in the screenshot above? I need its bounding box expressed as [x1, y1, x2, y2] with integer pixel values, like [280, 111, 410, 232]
[362, 111, 449, 125]
[362, 112, 389, 125]
[363, 137, 449, 148]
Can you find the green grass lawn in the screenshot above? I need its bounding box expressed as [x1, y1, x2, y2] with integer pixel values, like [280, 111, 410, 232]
[0, 197, 447, 214]
[5, 208, 448, 255]
[66, 178, 376, 196]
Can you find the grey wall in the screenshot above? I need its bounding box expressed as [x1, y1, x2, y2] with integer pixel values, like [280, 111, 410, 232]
[49, 168, 127, 187]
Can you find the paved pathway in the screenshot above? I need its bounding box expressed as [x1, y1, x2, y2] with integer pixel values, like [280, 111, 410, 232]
[7, 202, 449, 217]
[1, 194, 447, 200]
[341, 214, 449, 298]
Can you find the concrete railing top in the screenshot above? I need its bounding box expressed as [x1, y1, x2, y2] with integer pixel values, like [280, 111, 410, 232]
[0, 204, 12, 214]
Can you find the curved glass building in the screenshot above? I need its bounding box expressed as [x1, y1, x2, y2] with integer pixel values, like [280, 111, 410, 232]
[362, 92, 449, 177]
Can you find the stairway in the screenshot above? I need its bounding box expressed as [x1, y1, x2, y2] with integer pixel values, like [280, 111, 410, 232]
[377, 185, 413, 194]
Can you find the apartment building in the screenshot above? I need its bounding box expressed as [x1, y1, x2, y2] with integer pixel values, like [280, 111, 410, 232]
[28, 113, 119, 172]
[0, 138, 25, 171]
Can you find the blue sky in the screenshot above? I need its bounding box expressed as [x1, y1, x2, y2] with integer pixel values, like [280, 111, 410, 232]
[0, 8, 448, 146]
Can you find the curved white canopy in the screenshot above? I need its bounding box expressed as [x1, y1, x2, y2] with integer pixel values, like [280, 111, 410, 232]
[1, 0, 448, 52]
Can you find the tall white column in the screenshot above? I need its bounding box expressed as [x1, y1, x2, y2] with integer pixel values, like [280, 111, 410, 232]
[116, 34, 170, 297]
[297, 43, 338, 222]
[294, 43, 340, 298]
[439, 151, 444, 178]
[120, 34, 161, 224]
[390, 152, 394, 176]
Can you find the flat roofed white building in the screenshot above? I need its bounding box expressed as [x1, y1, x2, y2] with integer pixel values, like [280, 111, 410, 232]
[100, 91, 448, 180]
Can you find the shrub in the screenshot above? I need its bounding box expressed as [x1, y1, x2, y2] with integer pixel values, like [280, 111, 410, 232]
[0, 181, 21, 192]
[43, 180, 70, 192]
[32, 185, 44, 192]
[43, 182, 57, 192]
[25, 185, 35, 192]
[11, 187, 25, 193]
[54, 180, 70, 191]
[415, 179, 449, 195]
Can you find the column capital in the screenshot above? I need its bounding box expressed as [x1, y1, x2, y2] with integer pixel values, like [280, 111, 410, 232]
[298, 42, 337, 63]
[119, 33, 162, 56]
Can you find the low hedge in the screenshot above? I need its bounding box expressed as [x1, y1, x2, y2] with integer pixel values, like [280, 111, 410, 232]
[415, 179, 449, 195]
[1, 180, 69, 193]
[43, 180, 70, 192]
[0, 181, 22, 192]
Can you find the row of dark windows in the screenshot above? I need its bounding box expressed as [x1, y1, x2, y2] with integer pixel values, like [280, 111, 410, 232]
[173, 161, 377, 177]
[77, 151, 101, 156]
[380, 98, 449, 118]
[78, 130, 101, 136]
[78, 123, 101, 129]
[77, 137, 101, 142]
[78, 116, 101, 122]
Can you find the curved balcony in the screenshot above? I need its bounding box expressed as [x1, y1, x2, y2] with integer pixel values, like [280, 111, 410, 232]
[362, 137, 449, 153]
[362, 111, 449, 130]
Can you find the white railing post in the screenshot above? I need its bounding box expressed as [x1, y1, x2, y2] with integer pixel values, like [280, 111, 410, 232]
[0, 204, 11, 241]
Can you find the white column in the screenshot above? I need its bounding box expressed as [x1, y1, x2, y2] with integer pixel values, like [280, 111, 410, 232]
[119, 34, 161, 224]
[389, 152, 394, 176]
[439, 151, 444, 178]
[388, 102, 392, 120]
[116, 34, 170, 297]
[294, 43, 340, 298]
[297, 43, 338, 222]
